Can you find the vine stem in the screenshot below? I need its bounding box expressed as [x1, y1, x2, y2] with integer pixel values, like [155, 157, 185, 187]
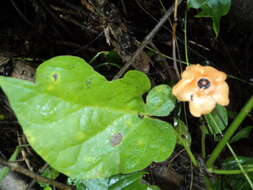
[206, 95, 253, 168]
[225, 142, 253, 189]
[185, 146, 199, 167]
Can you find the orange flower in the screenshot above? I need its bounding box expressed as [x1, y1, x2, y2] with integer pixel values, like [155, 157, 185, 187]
[172, 64, 229, 117]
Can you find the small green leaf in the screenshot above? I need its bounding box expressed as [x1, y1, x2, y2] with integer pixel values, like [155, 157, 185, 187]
[174, 118, 191, 148]
[188, 0, 206, 9]
[230, 126, 253, 143]
[145, 85, 176, 116]
[0, 56, 176, 179]
[68, 172, 160, 190]
[0, 146, 21, 183]
[43, 186, 53, 190]
[205, 104, 228, 135]
[42, 167, 59, 179]
[89, 50, 122, 69]
[39, 167, 60, 188]
[188, 0, 231, 36]
[89, 51, 109, 64]
[213, 174, 253, 190]
[221, 157, 253, 170]
[220, 157, 253, 190]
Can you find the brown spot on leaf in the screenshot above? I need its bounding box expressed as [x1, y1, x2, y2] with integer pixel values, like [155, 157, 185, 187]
[110, 133, 123, 146]
[52, 73, 58, 81]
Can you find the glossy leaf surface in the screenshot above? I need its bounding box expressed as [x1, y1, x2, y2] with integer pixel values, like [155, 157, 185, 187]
[0, 56, 176, 179]
[145, 84, 176, 116]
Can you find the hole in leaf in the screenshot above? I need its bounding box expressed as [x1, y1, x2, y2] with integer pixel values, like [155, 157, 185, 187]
[138, 113, 144, 119]
[85, 79, 92, 88]
[110, 133, 123, 146]
[52, 73, 59, 81]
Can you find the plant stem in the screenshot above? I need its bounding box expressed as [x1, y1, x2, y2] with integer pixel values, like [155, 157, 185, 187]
[225, 142, 253, 189]
[207, 95, 253, 168]
[185, 146, 199, 167]
[200, 125, 207, 158]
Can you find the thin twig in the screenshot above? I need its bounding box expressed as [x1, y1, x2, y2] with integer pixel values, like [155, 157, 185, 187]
[17, 133, 33, 171]
[10, 0, 34, 27]
[113, 0, 183, 80]
[37, 0, 71, 36]
[26, 164, 49, 190]
[0, 158, 74, 190]
[171, 0, 180, 79]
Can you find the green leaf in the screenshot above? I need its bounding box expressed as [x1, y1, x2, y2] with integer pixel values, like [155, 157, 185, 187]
[39, 167, 60, 188]
[41, 167, 59, 180]
[0, 56, 176, 179]
[188, 0, 231, 36]
[0, 146, 21, 183]
[89, 51, 122, 69]
[174, 118, 191, 148]
[43, 186, 53, 190]
[188, 0, 206, 9]
[221, 156, 253, 170]
[213, 174, 253, 190]
[218, 157, 253, 190]
[230, 126, 253, 143]
[145, 84, 176, 116]
[68, 172, 160, 190]
[89, 51, 109, 64]
[205, 104, 228, 135]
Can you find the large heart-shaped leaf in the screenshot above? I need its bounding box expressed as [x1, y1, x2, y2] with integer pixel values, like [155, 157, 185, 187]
[0, 56, 176, 179]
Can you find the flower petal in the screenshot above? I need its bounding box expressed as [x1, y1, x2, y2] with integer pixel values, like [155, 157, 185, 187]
[202, 66, 227, 81]
[212, 82, 229, 105]
[181, 64, 203, 80]
[172, 80, 198, 101]
[189, 95, 216, 117]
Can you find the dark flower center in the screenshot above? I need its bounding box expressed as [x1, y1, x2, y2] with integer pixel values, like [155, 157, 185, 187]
[198, 78, 211, 89]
